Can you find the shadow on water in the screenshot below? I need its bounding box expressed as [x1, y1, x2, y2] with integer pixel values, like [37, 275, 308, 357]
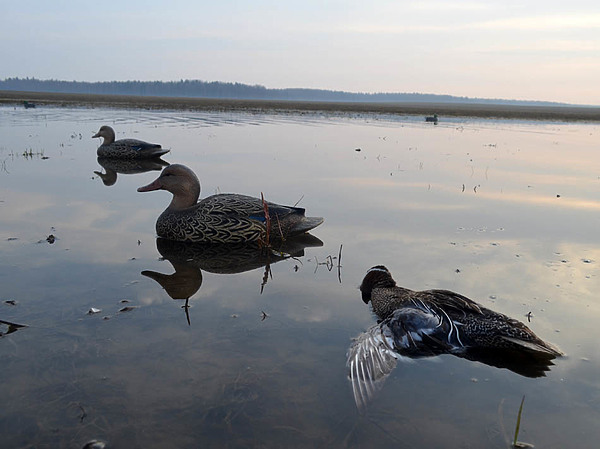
[94, 157, 169, 186]
[142, 234, 323, 324]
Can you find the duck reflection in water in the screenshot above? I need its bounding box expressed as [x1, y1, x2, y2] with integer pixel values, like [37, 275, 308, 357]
[94, 157, 169, 186]
[347, 266, 563, 410]
[142, 234, 323, 324]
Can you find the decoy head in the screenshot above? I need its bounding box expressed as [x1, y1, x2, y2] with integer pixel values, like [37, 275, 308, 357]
[92, 125, 116, 144]
[137, 164, 201, 210]
[359, 265, 395, 304]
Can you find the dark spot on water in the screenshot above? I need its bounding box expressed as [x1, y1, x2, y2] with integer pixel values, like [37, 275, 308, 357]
[82, 440, 107, 449]
[118, 306, 137, 313]
[46, 234, 56, 244]
[354, 148, 361, 152]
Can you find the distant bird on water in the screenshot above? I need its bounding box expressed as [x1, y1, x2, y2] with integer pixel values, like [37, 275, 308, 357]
[92, 125, 169, 159]
[137, 164, 323, 243]
[348, 265, 562, 409]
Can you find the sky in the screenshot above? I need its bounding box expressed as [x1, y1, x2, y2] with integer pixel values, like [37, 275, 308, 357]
[2, 0, 600, 105]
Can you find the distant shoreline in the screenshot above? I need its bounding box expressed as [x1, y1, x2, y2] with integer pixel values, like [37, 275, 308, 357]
[3, 90, 600, 122]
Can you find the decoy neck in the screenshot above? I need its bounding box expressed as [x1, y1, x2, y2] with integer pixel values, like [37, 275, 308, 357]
[92, 125, 116, 145]
[137, 164, 201, 211]
[359, 265, 396, 304]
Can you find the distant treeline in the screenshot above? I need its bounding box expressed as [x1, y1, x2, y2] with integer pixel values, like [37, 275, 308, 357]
[0, 77, 567, 106]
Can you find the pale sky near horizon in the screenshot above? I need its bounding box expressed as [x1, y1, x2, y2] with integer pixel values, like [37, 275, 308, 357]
[2, 0, 600, 105]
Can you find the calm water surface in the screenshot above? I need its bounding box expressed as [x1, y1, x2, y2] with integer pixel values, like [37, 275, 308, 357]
[1, 106, 599, 448]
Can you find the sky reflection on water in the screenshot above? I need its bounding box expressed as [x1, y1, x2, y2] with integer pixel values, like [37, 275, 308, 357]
[1, 106, 600, 448]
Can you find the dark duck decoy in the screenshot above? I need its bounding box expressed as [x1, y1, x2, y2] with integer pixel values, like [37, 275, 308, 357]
[348, 266, 562, 409]
[137, 164, 324, 243]
[93, 125, 169, 159]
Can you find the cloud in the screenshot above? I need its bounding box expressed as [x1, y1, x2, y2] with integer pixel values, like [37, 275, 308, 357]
[337, 13, 600, 35]
[477, 14, 600, 31]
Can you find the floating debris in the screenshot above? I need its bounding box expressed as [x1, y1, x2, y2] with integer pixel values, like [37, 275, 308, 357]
[0, 319, 27, 337]
[82, 440, 108, 449]
[118, 306, 137, 313]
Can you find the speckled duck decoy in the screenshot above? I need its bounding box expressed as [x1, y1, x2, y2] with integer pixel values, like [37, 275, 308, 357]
[137, 164, 324, 243]
[93, 125, 169, 159]
[348, 266, 562, 409]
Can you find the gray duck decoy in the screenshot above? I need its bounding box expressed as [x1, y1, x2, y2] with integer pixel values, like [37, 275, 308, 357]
[137, 164, 324, 243]
[348, 266, 562, 409]
[93, 125, 169, 159]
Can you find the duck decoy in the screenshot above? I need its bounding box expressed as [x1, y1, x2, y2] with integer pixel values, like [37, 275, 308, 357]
[137, 164, 324, 243]
[348, 266, 562, 409]
[92, 125, 169, 159]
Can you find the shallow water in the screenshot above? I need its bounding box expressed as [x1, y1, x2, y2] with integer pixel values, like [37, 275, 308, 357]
[1, 105, 599, 448]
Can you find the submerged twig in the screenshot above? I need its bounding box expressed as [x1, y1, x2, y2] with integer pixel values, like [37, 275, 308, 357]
[337, 244, 343, 283]
[260, 262, 272, 294]
[182, 298, 191, 326]
[313, 245, 344, 283]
